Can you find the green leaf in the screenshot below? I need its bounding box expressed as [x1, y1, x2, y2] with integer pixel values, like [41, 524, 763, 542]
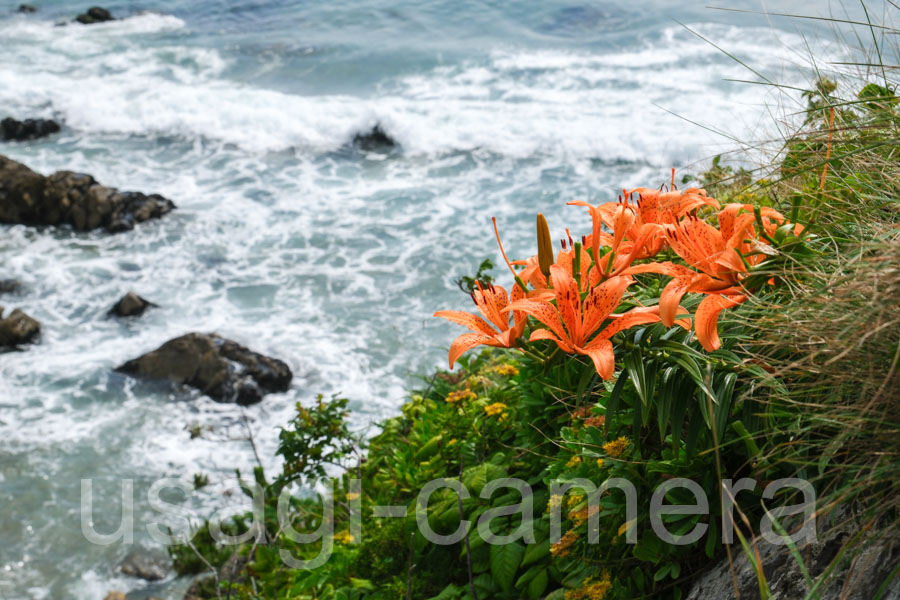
[714, 372, 738, 441]
[490, 542, 526, 592]
[528, 569, 549, 599]
[520, 539, 550, 568]
[632, 534, 664, 564]
[705, 519, 719, 559]
[462, 462, 506, 496]
[654, 565, 671, 582]
[605, 369, 630, 429]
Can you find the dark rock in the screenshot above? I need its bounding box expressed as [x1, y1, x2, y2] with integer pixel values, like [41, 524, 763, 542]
[352, 125, 396, 151]
[0, 280, 21, 295]
[116, 333, 292, 405]
[0, 307, 40, 348]
[1, 117, 61, 142]
[108, 291, 156, 318]
[0, 154, 175, 233]
[75, 6, 113, 24]
[686, 506, 900, 600]
[17, 4, 37, 13]
[119, 547, 170, 581]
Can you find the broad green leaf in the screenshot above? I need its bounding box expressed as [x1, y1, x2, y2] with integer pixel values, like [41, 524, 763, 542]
[528, 569, 549, 599]
[490, 541, 525, 592]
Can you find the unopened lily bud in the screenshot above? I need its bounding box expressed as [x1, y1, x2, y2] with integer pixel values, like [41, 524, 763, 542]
[536, 213, 553, 278]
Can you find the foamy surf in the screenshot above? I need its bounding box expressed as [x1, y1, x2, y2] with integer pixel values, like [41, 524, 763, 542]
[1, 16, 835, 162]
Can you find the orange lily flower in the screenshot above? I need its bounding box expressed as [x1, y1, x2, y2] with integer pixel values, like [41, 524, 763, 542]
[626, 186, 721, 225]
[567, 186, 719, 263]
[647, 202, 790, 351]
[434, 282, 527, 369]
[514, 241, 597, 293]
[503, 265, 679, 379]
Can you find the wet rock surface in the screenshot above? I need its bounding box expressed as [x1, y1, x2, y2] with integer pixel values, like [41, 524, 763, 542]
[75, 6, 113, 24]
[116, 333, 292, 404]
[17, 4, 37, 13]
[118, 548, 170, 581]
[0, 307, 40, 348]
[0, 279, 22, 295]
[1, 117, 61, 141]
[0, 154, 175, 232]
[352, 124, 396, 151]
[109, 291, 156, 318]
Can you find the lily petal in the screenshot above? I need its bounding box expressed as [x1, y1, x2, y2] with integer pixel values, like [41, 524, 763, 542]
[529, 328, 575, 353]
[448, 332, 497, 369]
[582, 275, 633, 339]
[434, 310, 498, 337]
[694, 294, 746, 352]
[579, 338, 615, 380]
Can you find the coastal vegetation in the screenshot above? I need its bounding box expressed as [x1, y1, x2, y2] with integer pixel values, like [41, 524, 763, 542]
[171, 72, 900, 599]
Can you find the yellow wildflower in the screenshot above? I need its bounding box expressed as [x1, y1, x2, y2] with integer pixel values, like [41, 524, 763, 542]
[345, 492, 360, 502]
[547, 494, 563, 513]
[568, 504, 600, 526]
[596, 458, 605, 469]
[446, 387, 476, 404]
[567, 492, 585, 509]
[484, 402, 508, 417]
[602, 436, 630, 458]
[550, 530, 578, 557]
[447, 438, 458, 445]
[465, 375, 489, 389]
[564, 572, 612, 600]
[566, 455, 582, 469]
[493, 364, 519, 376]
[334, 530, 354, 545]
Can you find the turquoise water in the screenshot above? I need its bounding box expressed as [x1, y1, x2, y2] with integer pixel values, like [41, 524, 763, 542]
[0, 1, 854, 597]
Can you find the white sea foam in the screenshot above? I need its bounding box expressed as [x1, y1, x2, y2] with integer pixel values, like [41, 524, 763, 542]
[0, 18, 836, 163]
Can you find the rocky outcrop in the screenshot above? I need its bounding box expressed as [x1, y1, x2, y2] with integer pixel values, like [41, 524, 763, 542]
[75, 6, 113, 24]
[116, 333, 292, 405]
[118, 548, 170, 581]
[109, 291, 156, 318]
[17, 4, 37, 13]
[0, 155, 174, 232]
[0, 307, 40, 348]
[686, 508, 900, 600]
[1, 117, 61, 141]
[352, 125, 396, 151]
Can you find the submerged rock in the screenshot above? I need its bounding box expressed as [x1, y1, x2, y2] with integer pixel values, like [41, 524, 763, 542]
[119, 548, 170, 581]
[17, 4, 37, 13]
[0, 307, 40, 348]
[0, 279, 22, 295]
[75, 6, 113, 24]
[352, 125, 396, 151]
[1, 117, 60, 141]
[116, 333, 292, 405]
[0, 154, 175, 233]
[109, 291, 156, 318]
[103, 593, 125, 600]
